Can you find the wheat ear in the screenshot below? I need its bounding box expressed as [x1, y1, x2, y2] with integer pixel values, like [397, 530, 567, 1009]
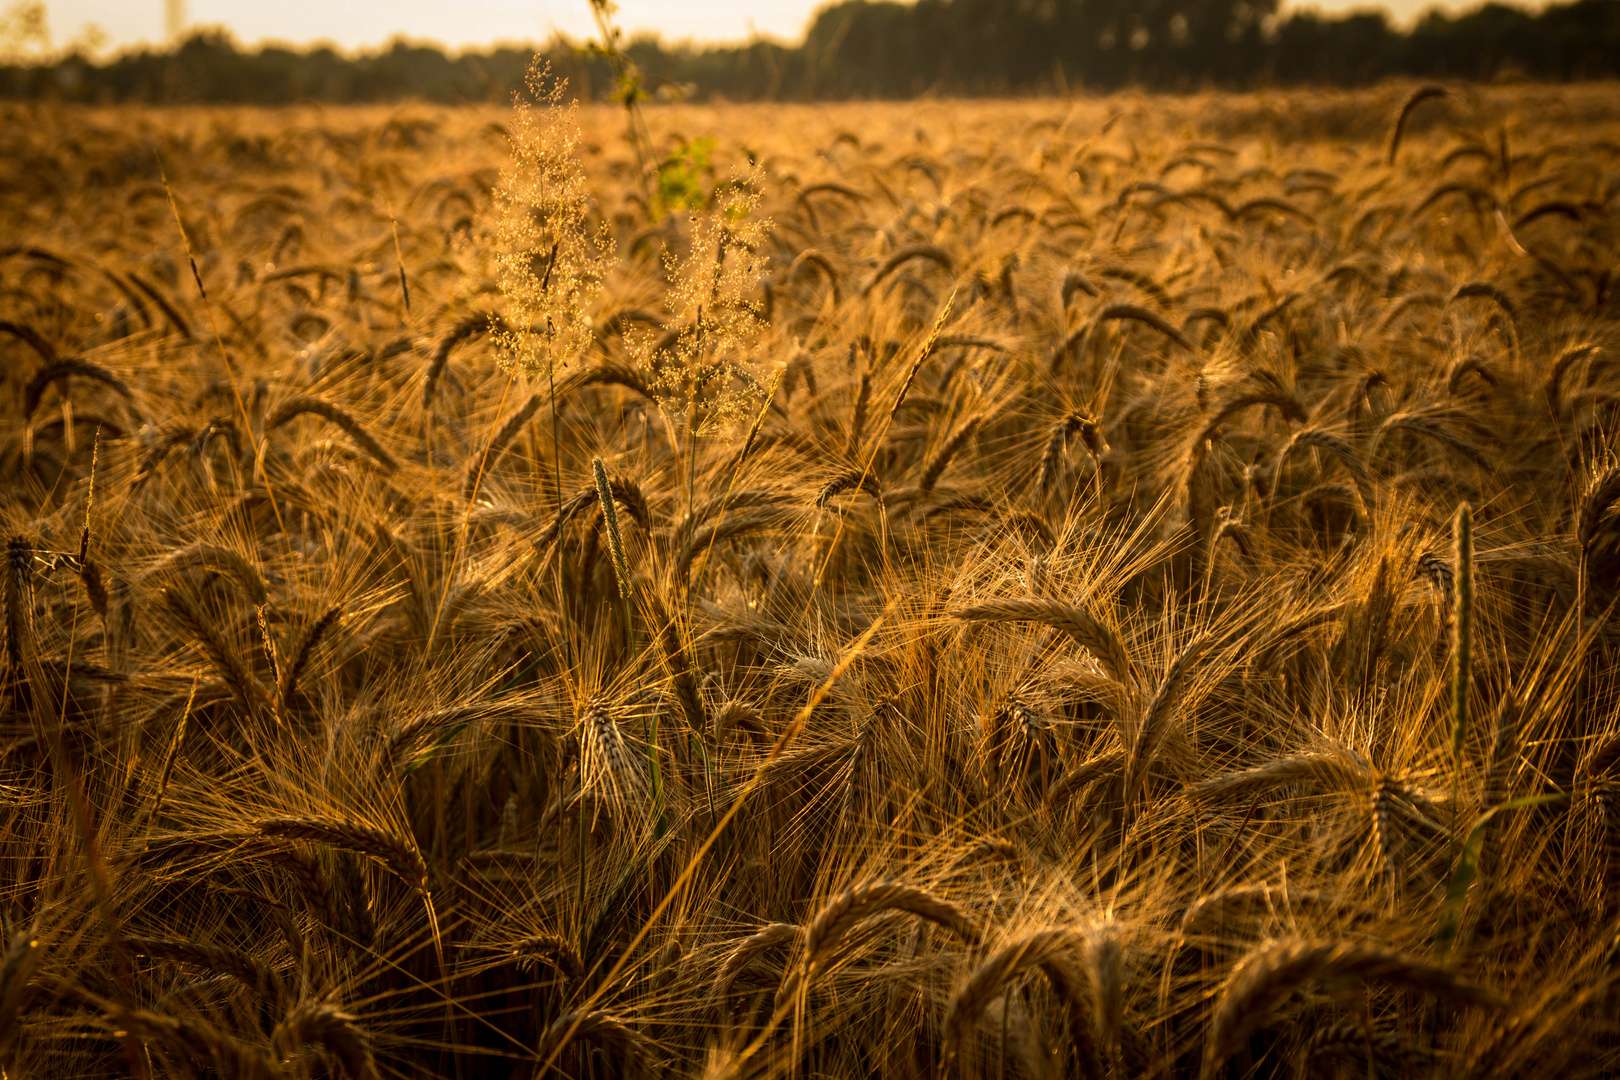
[1371, 775, 1405, 879]
[1544, 341, 1599, 414]
[274, 1002, 380, 1080]
[779, 880, 980, 1012]
[956, 598, 1135, 688]
[267, 395, 397, 473]
[423, 310, 499, 408]
[593, 458, 634, 601]
[1201, 938, 1502, 1080]
[1088, 926, 1125, 1069]
[279, 604, 340, 711]
[263, 845, 339, 928]
[123, 935, 283, 1003]
[160, 588, 266, 711]
[2, 539, 33, 693]
[536, 1010, 654, 1079]
[920, 416, 981, 494]
[716, 923, 801, 1003]
[863, 243, 954, 296]
[109, 1006, 278, 1080]
[1051, 302, 1193, 368]
[0, 933, 42, 1054]
[1388, 84, 1449, 165]
[645, 590, 706, 736]
[1180, 885, 1375, 934]
[816, 467, 883, 508]
[940, 837, 1023, 880]
[464, 391, 544, 498]
[847, 369, 871, 456]
[76, 525, 108, 621]
[21, 357, 134, 418]
[578, 698, 647, 811]
[512, 933, 584, 982]
[942, 927, 1103, 1079]
[1577, 463, 1620, 609]
[1301, 1016, 1437, 1075]
[151, 541, 270, 607]
[1122, 632, 1208, 805]
[255, 817, 427, 892]
[1188, 753, 1372, 803]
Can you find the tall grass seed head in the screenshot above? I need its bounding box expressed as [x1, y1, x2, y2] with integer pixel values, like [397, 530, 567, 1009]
[488, 62, 613, 377]
[645, 162, 773, 433]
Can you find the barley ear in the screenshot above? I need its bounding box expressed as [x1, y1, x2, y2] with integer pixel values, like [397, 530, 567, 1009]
[255, 817, 427, 893]
[274, 1002, 380, 1080]
[537, 1010, 653, 1080]
[280, 605, 342, 712]
[593, 457, 633, 601]
[77, 525, 108, 620]
[512, 933, 584, 982]
[848, 370, 871, 457]
[919, 416, 980, 494]
[1388, 84, 1449, 166]
[111, 1006, 279, 1080]
[782, 879, 980, 1012]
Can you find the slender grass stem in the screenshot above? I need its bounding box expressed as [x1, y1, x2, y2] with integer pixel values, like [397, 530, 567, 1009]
[1449, 502, 1473, 860]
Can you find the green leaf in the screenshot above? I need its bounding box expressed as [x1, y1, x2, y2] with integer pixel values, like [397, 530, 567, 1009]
[1434, 792, 1568, 957]
[611, 70, 646, 106]
[656, 137, 717, 216]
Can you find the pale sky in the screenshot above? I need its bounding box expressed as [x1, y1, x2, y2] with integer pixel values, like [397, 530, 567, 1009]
[37, 0, 1539, 56]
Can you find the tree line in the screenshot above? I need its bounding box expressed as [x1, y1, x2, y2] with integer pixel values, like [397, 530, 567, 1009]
[1, 0, 1616, 104]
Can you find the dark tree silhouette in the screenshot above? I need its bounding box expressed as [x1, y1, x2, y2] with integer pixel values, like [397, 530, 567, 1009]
[0, 0, 1615, 104]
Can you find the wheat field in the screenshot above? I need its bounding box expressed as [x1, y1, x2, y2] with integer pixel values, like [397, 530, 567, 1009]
[2, 78, 1620, 1079]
